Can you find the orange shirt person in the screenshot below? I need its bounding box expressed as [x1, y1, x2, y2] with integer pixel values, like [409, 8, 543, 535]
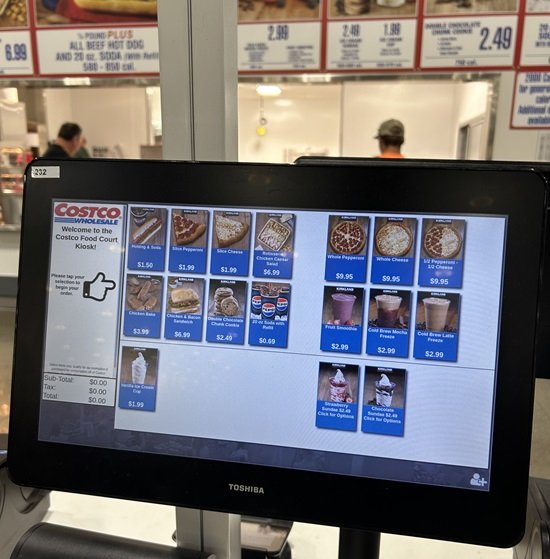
[375, 119, 405, 159]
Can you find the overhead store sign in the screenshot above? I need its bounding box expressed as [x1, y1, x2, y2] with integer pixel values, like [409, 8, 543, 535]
[420, 16, 517, 69]
[36, 27, 159, 75]
[0, 0, 159, 77]
[511, 72, 550, 128]
[0, 0, 545, 78]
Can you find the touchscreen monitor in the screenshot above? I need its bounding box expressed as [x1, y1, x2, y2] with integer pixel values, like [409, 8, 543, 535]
[7, 158, 547, 548]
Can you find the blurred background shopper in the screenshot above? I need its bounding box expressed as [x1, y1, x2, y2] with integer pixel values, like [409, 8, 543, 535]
[41, 122, 83, 158]
[375, 119, 405, 159]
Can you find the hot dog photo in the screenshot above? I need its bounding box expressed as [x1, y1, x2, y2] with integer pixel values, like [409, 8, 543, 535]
[129, 207, 166, 246]
[35, 0, 157, 26]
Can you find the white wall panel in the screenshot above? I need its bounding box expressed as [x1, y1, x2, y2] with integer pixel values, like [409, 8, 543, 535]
[44, 87, 148, 160]
[238, 83, 341, 164]
[341, 81, 461, 159]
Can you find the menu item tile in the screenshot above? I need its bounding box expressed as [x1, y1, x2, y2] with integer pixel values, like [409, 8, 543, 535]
[413, 291, 461, 362]
[164, 277, 205, 342]
[361, 367, 407, 436]
[252, 213, 295, 279]
[371, 217, 416, 285]
[127, 206, 167, 271]
[315, 362, 359, 432]
[424, 222, 462, 259]
[366, 288, 410, 358]
[375, 221, 413, 257]
[320, 286, 364, 354]
[330, 219, 366, 254]
[325, 215, 369, 283]
[216, 215, 249, 247]
[168, 209, 209, 274]
[248, 281, 290, 348]
[123, 274, 163, 338]
[258, 217, 292, 251]
[205, 279, 247, 345]
[418, 219, 466, 288]
[210, 211, 251, 276]
[118, 346, 159, 412]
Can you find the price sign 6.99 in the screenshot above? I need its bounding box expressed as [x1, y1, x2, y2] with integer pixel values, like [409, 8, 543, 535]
[0, 31, 33, 75]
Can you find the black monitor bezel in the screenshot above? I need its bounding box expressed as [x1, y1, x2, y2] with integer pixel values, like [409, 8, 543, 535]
[7, 158, 547, 548]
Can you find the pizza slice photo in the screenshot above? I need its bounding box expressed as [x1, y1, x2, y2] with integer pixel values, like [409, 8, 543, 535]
[214, 212, 250, 249]
[171, 210, 207, 247]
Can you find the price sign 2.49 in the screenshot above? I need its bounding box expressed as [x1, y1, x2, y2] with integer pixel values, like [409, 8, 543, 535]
[421, 16, 517, 69]
[0, 31, 33, 75]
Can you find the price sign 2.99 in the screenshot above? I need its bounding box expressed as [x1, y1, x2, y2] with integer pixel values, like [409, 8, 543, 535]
[0, 31, 33, 75]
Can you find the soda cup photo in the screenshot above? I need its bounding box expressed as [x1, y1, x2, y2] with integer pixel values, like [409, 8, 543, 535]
[261, 302, 276, 319]
[251, 295, 262, 315]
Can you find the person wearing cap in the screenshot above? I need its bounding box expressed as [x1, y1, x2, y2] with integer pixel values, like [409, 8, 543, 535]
[375, 119, 405, 159]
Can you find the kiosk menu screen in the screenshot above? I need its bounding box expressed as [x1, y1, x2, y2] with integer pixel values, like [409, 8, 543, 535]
[9, 159, 546, 547]
[42, 201, 502, 490]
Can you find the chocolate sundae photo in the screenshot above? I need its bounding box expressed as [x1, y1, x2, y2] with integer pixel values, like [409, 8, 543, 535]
[364, 366, 406, 409]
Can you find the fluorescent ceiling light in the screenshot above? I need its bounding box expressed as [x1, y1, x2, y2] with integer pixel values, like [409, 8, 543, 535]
[63, 77, 91, 86]
[256, 84, 282, 97]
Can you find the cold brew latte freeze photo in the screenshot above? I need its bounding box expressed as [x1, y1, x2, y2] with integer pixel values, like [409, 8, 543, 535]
[423, 297, 450, 332]
[375, 294, 402, 328]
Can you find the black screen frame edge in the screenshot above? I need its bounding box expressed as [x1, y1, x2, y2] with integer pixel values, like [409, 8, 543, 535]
[7, 158, 547, 548]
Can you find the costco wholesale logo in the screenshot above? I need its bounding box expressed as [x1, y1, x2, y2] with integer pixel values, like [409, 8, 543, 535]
[54, 203, 121, 225]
